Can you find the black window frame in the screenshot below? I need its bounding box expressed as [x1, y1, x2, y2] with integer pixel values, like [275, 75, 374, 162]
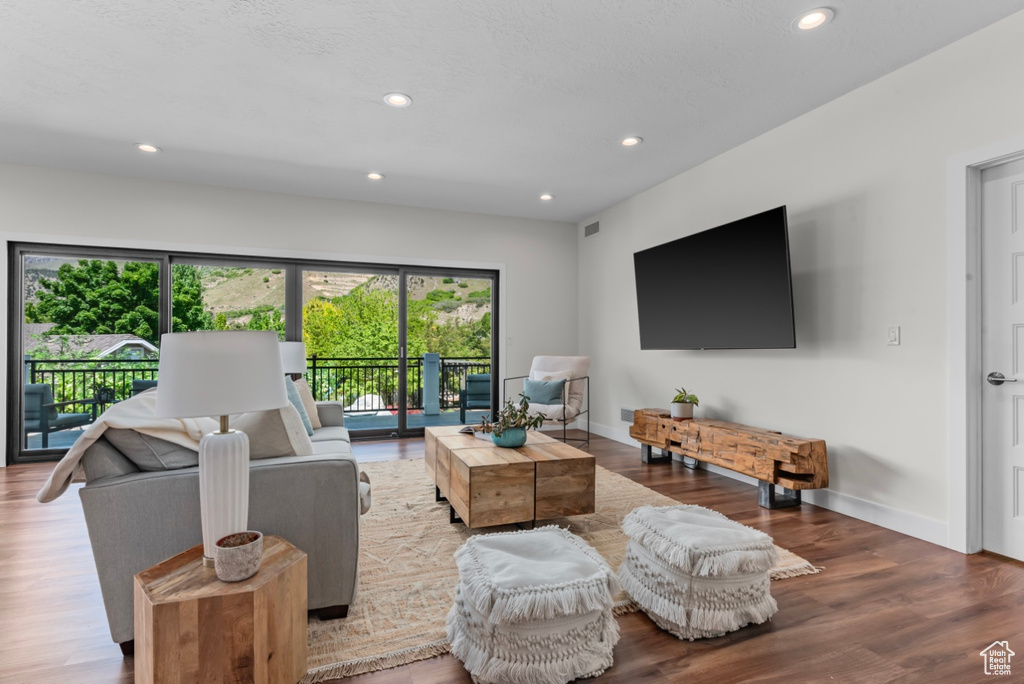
[8, 242, 499, 463]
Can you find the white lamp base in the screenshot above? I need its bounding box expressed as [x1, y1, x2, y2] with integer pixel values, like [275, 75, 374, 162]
[199, 430, 250, 567]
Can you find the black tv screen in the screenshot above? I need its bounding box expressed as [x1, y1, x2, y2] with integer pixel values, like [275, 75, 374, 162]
[633, 206, 796, 350]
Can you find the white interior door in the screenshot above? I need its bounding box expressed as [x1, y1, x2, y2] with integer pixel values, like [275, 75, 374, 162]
[981, 156, 1024, 561]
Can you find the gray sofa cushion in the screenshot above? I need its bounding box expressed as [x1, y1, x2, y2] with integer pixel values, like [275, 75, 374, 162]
[81, 437, 140, 482]
[311, 439, 349, 455]
[91, 406, 320, 478]
[310, 426, 351, 443]
[104, 429, 199, 472]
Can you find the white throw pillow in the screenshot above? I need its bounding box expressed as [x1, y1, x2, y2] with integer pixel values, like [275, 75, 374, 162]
[527, 403, 581, 421]
[293, 378, 322, 429]
[529, 368, 573, 383]
[232, 404, 314, 458]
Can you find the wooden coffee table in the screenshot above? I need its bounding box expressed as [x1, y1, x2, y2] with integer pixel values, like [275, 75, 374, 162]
[425, 426, 595, 529]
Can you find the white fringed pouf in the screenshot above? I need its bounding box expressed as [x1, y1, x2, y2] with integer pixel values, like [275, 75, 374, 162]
[618, 505, 779, 640]
[446, 526, 621, 684]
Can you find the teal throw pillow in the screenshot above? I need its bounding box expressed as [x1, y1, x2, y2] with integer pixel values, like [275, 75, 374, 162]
[524, 378, 566, 405]
[285, 377, 315, 436]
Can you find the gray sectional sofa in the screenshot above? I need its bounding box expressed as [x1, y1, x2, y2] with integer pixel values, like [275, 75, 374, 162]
[77, 401, 366, 652]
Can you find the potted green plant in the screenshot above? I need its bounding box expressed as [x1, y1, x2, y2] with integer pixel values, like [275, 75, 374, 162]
[670, 387, 699, 421]
[479, 393, 546, 447]
[94, 382, 116, 404]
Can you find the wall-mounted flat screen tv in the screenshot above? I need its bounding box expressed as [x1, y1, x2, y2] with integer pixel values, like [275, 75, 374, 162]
[633, 206, 796, 350]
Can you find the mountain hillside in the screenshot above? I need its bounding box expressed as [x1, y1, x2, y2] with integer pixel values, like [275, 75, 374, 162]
[22, 257, 491, 329]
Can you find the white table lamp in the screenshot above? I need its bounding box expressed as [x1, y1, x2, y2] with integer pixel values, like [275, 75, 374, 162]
[280, 341, 308, 378]
[156, 331, 288, 567]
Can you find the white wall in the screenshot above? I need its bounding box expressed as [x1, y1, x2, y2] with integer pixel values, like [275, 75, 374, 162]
[1, 164, 578, 462]
[579, 10, 1024, 546]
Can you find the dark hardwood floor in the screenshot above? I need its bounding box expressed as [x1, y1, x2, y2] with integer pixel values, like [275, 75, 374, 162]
[2, 433, 1022, 683]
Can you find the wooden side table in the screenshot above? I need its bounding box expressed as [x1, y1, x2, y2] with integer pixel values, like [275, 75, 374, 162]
[134, 535, 308, 684]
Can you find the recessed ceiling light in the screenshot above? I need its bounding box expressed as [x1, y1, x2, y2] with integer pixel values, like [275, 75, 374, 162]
[621, 136, 643, 147]
[795, 8, 834, 30]
[383, 93, 412, 108]
[540, 194, 554, 201]
[367, 172, 385, 181]
[136, 143, 161, 153]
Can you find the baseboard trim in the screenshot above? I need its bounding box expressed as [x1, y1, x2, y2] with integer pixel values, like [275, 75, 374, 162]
[591, 422, 633, 445]
[591, 421, 950, 550]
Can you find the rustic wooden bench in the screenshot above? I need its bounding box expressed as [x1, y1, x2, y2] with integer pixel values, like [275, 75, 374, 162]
[629, 409, 828, 509]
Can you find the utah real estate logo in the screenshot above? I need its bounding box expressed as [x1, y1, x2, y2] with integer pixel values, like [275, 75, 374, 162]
[980, 641, 1014, 676]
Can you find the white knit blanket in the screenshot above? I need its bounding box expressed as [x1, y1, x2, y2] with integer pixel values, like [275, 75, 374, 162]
[35, 391, 319, 504]
[35, 392, 217, 503]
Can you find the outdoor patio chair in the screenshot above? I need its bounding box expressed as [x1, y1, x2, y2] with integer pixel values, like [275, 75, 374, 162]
[504, 356, 590, 447]
[24, 383, 97, 449]
[460, 373, 491, 424]
[131, 379, 158, 396]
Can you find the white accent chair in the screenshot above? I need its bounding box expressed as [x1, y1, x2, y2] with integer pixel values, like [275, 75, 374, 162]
[504, 355, 590, 446]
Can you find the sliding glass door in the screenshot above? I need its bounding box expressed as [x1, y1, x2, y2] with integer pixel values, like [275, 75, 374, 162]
[298, 266, 496, 436]
[10, 242, 498, 460]
[402, 269, 496, 430]
[19, 250, 164, 458]
[300, 268, 401, 436]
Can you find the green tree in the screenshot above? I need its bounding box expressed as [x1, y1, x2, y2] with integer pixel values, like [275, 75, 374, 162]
[24, 301, 41, 323]
[302, 298, 346, 358]
[300, 283, 492, 361]
[171, 264, 214, 332]
[31, 260, 155, 340]
[246, 308, 285, 339]
[27, 259, 212, 344]
[334, 287, 399, 358]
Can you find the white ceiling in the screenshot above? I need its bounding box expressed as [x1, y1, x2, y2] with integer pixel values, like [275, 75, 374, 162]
[1, 2, 1021, 223]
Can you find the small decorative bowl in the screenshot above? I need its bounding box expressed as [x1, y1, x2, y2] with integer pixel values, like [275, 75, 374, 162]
[214, 531, 263, 582]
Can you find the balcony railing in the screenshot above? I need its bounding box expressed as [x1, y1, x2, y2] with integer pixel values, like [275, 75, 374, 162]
[25, 355, 491, 414]
[26, 358, 160, 410]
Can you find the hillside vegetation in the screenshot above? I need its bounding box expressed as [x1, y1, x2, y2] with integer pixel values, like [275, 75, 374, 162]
[25, 259, 492, 362]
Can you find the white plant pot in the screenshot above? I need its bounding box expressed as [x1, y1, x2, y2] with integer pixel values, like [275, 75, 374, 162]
[670, 402, 694, 421]
[214, 531, 263, 582]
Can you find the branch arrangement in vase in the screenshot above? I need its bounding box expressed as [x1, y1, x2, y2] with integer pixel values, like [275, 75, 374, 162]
[479, 393, 545, 436]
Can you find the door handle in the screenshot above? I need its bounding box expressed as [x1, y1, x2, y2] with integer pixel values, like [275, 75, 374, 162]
[987, 371, 1019, 386]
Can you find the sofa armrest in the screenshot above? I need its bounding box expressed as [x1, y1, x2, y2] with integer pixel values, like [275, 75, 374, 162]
[79, 451, 362, 644]
[316, 401, 346, 427]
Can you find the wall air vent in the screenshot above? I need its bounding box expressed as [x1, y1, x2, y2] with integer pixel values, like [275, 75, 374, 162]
[584, 222, 600, 238]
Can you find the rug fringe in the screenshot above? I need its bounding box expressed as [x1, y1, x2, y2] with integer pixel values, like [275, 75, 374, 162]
[769, 563, 824, 580]
[612, 598, 639, 616]
[301, 639, 451, 682]
[304, 605, 645, 681]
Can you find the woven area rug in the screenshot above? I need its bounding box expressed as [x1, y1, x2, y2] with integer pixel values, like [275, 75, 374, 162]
[303, 458, 820, 682]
